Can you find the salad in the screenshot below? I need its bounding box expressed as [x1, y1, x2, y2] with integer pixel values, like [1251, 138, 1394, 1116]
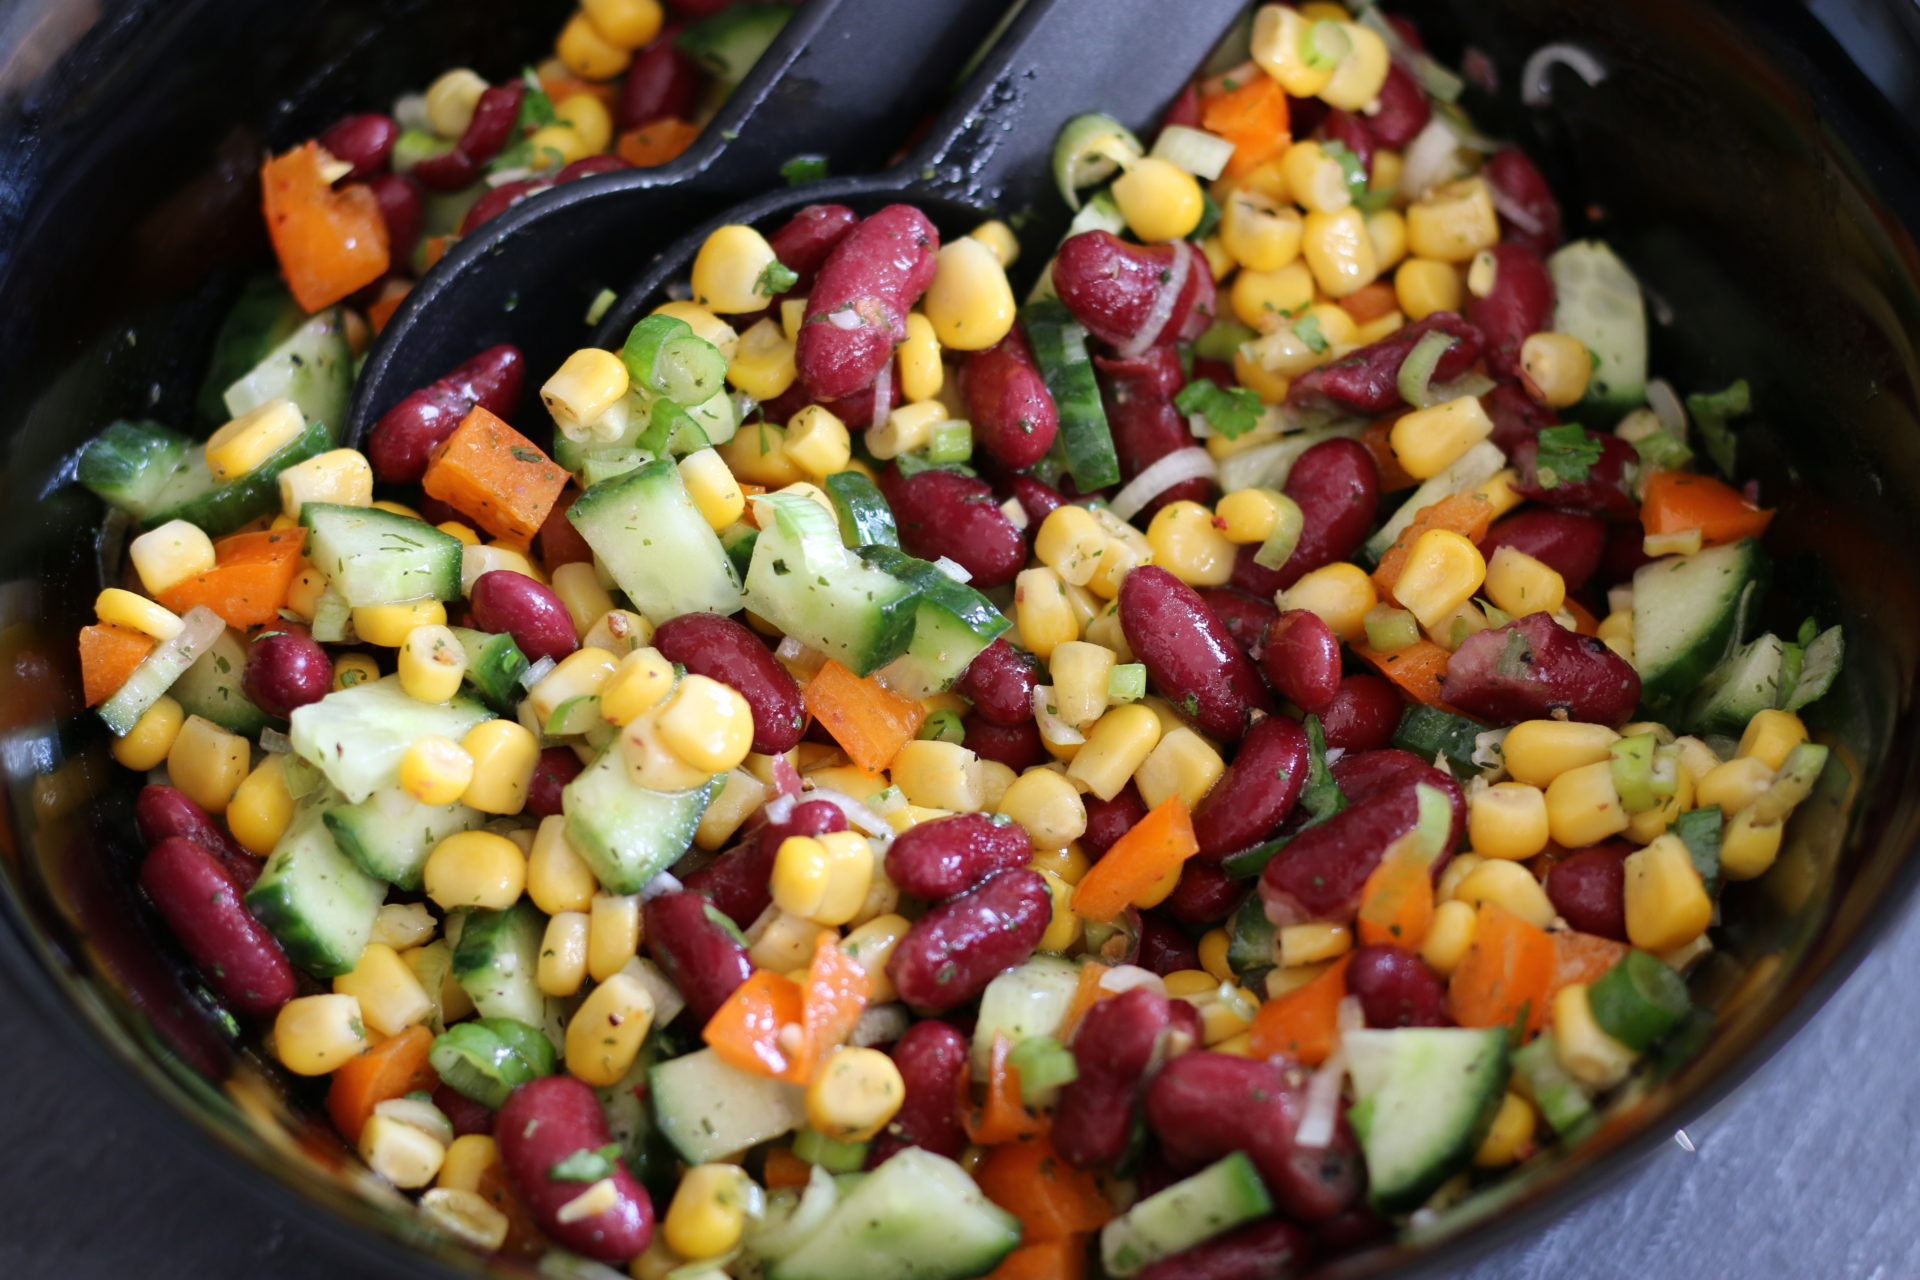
[74, 3, 1844, 1278]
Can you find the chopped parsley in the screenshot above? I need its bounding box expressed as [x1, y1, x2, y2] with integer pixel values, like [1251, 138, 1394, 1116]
[1293, 312, 1329, 354]
[1531, 424, 1603, 489]
[755, 260, 800, 297]
[548, 1143, 623, 1183]
[1298, 714, 1347, 825]
[1174, 378, 1264, 440]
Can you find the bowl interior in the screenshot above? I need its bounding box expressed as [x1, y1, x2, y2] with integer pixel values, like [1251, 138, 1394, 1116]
[2, 1, 1918, 1276]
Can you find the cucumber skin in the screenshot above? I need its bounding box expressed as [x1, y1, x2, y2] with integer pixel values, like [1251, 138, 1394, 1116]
[1631, 539, 1768, 708]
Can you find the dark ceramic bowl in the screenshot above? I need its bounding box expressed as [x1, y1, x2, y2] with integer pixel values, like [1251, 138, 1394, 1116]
[1, 1, 1917, 1277]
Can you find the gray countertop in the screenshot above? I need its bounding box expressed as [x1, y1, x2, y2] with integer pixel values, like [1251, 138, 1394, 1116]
[5, 898, 1918, 1278]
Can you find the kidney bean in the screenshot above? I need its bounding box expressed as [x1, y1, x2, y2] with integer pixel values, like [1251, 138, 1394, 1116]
[363, 173, 423, 265]
[539, 490, 596, 570]
[642, 891, 753, 1023]
[652, 613, 804, 754]
[1369, 62, 1432, 149]
[139, 837, 294, 1018]
[367, 344, 525, 485]
[1286, 92, 1328, 138]
[1260, 610, 1341, 714]
[461, 178, 545, 235]
[1317, 674, 1403, 752]
[498, 1076, 652, 1264]
[666, 0, 736, 16]
[1329, 748, 1427, 800]
[888, 869, 1051, 1013]
[1315, 1204, 1392, 1254]
[1053, 232, 1213, 351]
[1479, 508, 1607, 591]
[1483, 146, 1563, 257]
[1346, 944, 1451, 1027]
[882, 467, 1025, 589]
[1268, 438, 1380, 590]
[1005, 474, 1068, 528]
[1053, 985, 1172, 1169]
[1197, 587, 1277, 660]
[413, 81, 525, 191]
[955, 637, 1039, 727]
[1444, 611, 1640, 726]
[1599, 518, 1655, 587]
[1144, 1051, 1364, 1222]
[868, 1019, 969, 1165]
[1484, 378, 1558, 454]
[684, 799, 846, 929]
[1320, 109, 1375, 177]
[1138, 912, 1200, 974]
[1230, 543, 1288, 600]
[136, 785, 260, 889]
[1260, 765, 1464, 926]
[1544, 843, 1631, 940]
[525, 747, 584, 819]
[1120, 566, 1272, 743]
[885, 813, 1030, 902]
[1083, 784, 1149, 858]
[618, 36, 700, 129]
[1139, 1220, 1310, 1280]
[242, 629, 331, 719]
[557, 155, 628, 183]
[319, 113, 398, 182]
[1168, 994, 1203, 1049]
[1094, 345, 1213, 512]
[1465, 243, 1554, 380]
[1286, 312, 1484, 417]
[1511, 430, 1639, 518]
[962, 329, 1059, 470]
[795, 205, 939, 400]
[962, 714, 1046, 773]
[1192, 713, 1309, 862]
[767, 203, 860, 292]
[1166, 861, 1243, 926]
[433, 1082, 496, 1137]
[815, 362, 904, 430]
[1160, 82, 1203, 132]
[469, 571, 578, 665]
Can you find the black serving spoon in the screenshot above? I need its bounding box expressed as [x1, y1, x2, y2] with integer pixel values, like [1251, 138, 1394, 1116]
[345, 0, 1016, 443]
[593, 0, 1252, 349]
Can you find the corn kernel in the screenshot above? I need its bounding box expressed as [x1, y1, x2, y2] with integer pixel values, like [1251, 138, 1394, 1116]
[1436, 853, 1484, 903]
[371, 902, 436, 950]
[564, 969, 656, 1088]
[527, 122, 589, 167]
[892, 739, 984, 812]
[1451, 859, 1555, 930]
[334, 942, 432, 1038]
[425, 829, 526, 911]
[529, 815, 598, 914]
[1483, 545, 1567, 620]
[1029, 842, 1092, 886]
[358, 1112, 448, 1190]
[1391, 395, 1495, 481]
[692, 224, 782, 315]
[542, 347, 630, 439]
[728, 317, 799, 401]
[664, 1163, 753, 1260]
[1421, 898, 1477, 975]
[1251, 5, 1334, 96]
[278, 448, 373, 518]
[1519, 332, 1593, 408]
[594, 646, 675, 728]
[1550, 982, 1636, 1089]
[895, 313, 945, 403]
[654, 672, 754, 774]
[1366, 208, 1408, 271]
[1146, 500, 1237, 587]
[556, 10, 631, 80]
[166, 714, 249, 814]
[418, 1187, 508, 1251]
[227, 754, 295, 855]
[424, 68, 488, 138]
[866, 400, 947, 461]
[1501, 720, 1620, 787]
[1720, 806, 1785, 881]
[997, 768, 1087, 849]
[333, 652, 380, 691]
[1220, 189, 1303, 272]
[783, 405, 852, 481]
[1231, 260, 1318, 333]
[111, 694, 183, 772]
[129, 519, 217, 596]
[841, 913, 910, 1004]
[461, 718, 540, 813]
[1134, 726, 1225, 812]
[1544, 759, 1629, 848]
[1015, 566, 1080, 659]
[1030, 867, 1081, 953]
[1395, 258, 1464, 320]
[397, 623, 467, 704]
[1112, 157, 1206, 244]
[772, 831, 874, 926]
[398, 735, 474, 807]
[1737, 709, 1808, 771]
[1214, 488, 1282, 544]
[553, 92, 614, 154]
[527, 647, 619, 733]
[353, 597, 448, 648]
[1407, 177, 1502, 263]
[1468, 781, 1550, 861]
[806, 1045, 905, 1143]
[1695, 755, 1774, 816]
[1199, 928, 1233, 983]
[1282, 561, 1378, 641]
[1066, 704, 1162, 801]
[925, 237, 1018, 349]
[1473, 1092, 1537, 1168]
[1302, 206, 1379, 298]
[96, 587, 182, 641]
[581, 0, 662, 50]
[1278, 921, 1352, 967]
[1471, 467, 1526, 520]
[548, 563, 616, 640]
[583, 607, 654, 656]
[273, 993, 367, 1076]
[1280, 141, 1351, 215]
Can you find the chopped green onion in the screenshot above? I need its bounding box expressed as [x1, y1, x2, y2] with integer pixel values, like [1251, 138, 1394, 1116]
[1363, 604, 1420, 653]
[1300, 18, 1352, 70]
[1052, 112, 1142, 211]
[1251, 491, 1305, 570]
[1395, 329, 1456, 409]
[1193, 319, 1257, 363]
[1411, 781, 1454, 862]
[1633, 428, 1693, 472]
[925, 419, 974, 464]
[1007, 1036, 1080, 1105]
[919, 708, 966, 744]
[1608, 733, 1658, 813]
[792, 1127, 869, 1173]
[621, 314, 727, 404]
[1648, 743, 1682, 800]
[1107, 664, 1147, 702]
[780, 154, 829, 185]
[584, 287, 617, 326]
[1510, 1033, 1596, 1138]
[1587, 950, 1691, 1051]
[1686, 378, 1751, 476]
[1149, 125, 1236, 181]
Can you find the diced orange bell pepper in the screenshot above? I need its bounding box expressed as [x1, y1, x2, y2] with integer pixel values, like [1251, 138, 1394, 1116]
[803, 659, 924, 773]
[1640, 469, 1773, 546]
[78, 622, 154, 706]
[1248, 954, 1352, 1066]
[260, 142, 391, 312]
[421, 405, 568, 543]
[1448, 902, 1555, 1037]
[1070, 796, 1198, 922]
[976, 1134, 1113, 1242]
[156, 527, 307, 629]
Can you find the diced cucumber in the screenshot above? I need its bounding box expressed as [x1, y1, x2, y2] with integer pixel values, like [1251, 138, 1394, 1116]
[567, 459, 743, 625]
[1510, 1032, 1596, 1139]
[823, 470, 898, 549]
[561, 747, 713, 893]
[970, 955, 1082, 1077]
[324, 787, 485, 890]
[169, 627, 272, 736]
[744, 493, 919, 676]
[288, 675, 492, 803]
[650, 1046, 807, 1164]
[677, 3, 791, 95]
[864, 546, 1010, 698]
[1100, 1152, 1273, 1278]
[197, 275, 306, 423]
[1785, 625, 1844, 713]
[429, 1020, 542, 1109]
[1361, 439, 1505, 563]
[223, 307, 355, 434]
[99, 606, 228, 736]
[244, 806, 387, 978]
[451, 901, 548, 1028]
[78, 420, 195, 513]
[720, 522, 759, 580]
[1391, 703, 1484, 775]
[747, 1166, 841, 1265]
[1023, 299, 1120, 491]
[78, 415, 332, 536]
[1685, 631, 1788, 735]
[309, 585, 353, 644]
[448, 627, 528, 715]
[766, 1148, 1021, 1280]
[1548, 240, 1647, 422]
[301, 502, 463, 607]
[1345, 1026, 1510, 1213]
[1630, 538, 1767, 706]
